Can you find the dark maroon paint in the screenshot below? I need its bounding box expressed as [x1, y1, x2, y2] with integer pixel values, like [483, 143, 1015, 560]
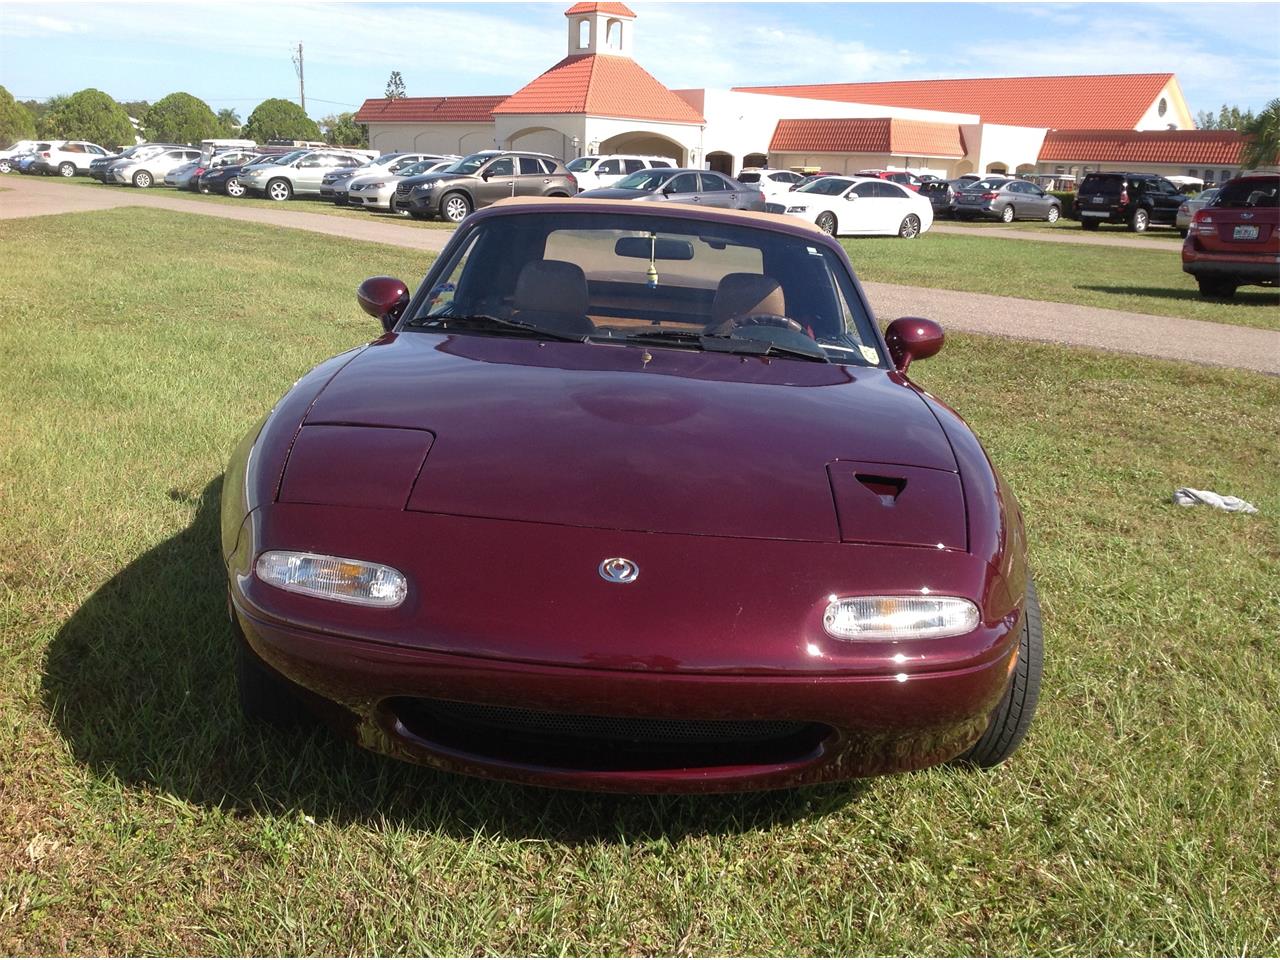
[222, 199, 1030, 792]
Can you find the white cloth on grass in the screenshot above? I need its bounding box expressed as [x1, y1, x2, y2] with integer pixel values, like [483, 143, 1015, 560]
[1172, 488, 1257, 514]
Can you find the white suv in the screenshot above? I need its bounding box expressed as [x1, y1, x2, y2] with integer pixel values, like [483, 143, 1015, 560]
[566, 155, 674, 192]
[736, 168, 805, 199]
[31, 141, 112, 177]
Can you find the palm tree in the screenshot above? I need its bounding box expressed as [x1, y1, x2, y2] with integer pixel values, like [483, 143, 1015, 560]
[1240, 98, 1279, 170]
[217, 108, 241, 135]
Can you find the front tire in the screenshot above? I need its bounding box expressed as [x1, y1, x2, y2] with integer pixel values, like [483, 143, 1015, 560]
[1046, 205, 1060, 223]
[266, 178, 292, 202]
[1000, 204, 1015, 223]
[440, 191, 472, 223]
[225, 178, 246, 198]
[132, 170, 153, 189]
[1129, 207, 1149, 232]
[0, 160, 11, 174]
[1178, 227, 1189, 238]
[898, 214, 921, 238]
[815, 211, 837, 235]
[59, 162, 76, 178]
[959, 581, 1043, 767]
[235, 630, 309, 728]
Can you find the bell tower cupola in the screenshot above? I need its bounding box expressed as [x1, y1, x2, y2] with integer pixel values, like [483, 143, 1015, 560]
[565, 2, 636, 58]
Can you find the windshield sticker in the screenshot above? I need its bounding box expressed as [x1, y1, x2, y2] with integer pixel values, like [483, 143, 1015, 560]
[860, 344, 880, 364]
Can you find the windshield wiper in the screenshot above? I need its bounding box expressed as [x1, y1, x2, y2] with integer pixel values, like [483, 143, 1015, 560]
[405, 313, 588, 343]
[623, 329, 828, 363]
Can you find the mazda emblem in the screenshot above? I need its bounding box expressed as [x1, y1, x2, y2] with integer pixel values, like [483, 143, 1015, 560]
[599, 557, 639, 583]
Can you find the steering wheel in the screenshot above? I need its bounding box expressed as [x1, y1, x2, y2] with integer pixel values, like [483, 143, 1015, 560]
[727, 313, 804, 333]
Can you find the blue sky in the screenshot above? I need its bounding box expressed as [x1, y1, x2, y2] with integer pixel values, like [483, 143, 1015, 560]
[1, 1, 1276, 121]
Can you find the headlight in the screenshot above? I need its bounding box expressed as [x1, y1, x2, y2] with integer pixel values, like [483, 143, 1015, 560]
[255, 550, 407, 607]
[786, 205, 808, 213]
[413, 182, 435, 194]
[366, 182, 386, 189]
[822, 595, 979, 641]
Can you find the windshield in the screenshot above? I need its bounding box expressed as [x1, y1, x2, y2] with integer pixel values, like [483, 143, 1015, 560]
[566, 157, 597, 172]
[407, 212, 882, 365]
[1213, 177, 1279, 208]
[614, 169, 673, 191]
[440, 153, 492, 175]
[398, 159, 438, 177]
[373, 153, 402, 165]
[796, 178, 853, 196]
[260, 150, 306, 166]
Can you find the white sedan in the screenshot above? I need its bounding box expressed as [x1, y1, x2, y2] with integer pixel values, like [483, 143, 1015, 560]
[770, 175, 934, 238]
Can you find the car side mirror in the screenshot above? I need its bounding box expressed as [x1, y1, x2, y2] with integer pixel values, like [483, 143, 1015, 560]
[357, 276, 410, 332]
[884, 316, 944, 373]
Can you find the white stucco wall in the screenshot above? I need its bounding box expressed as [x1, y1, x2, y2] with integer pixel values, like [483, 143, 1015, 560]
[959, 123, 1048, 175]
[366, 122, 497, 156]
[1134, 78, 1193, 130]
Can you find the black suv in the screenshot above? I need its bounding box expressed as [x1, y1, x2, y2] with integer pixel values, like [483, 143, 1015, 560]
[1073, 172, 1185, 232]
[395, 151, 577, 223]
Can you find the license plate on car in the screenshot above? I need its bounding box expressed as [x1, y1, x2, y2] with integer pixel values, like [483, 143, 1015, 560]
[1233, 225, 1259, 240]
[1081, 211, 1108, 217]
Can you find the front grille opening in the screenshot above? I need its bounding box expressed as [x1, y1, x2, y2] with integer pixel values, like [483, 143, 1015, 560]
[387, 697, 830, 772]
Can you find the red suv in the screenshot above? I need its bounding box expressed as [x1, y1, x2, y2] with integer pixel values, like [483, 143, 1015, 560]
[856, 169, 922, 192]
[1182, 174, 1280, 299]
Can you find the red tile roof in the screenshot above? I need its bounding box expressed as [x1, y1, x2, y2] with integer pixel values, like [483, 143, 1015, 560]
[353, 95, 508, 124]
[493, 54, 704, 123]
[770, 118, 964, 158]
[564, 1, 635, 16]
[1038, 128, 1247, 165]
[736, 74, 1174, 130]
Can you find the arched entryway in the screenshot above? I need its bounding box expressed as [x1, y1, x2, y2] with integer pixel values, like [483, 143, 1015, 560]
[598, 131, 686, 165]
[985, 161, 1009, 174]
[706, 150, 734, 175]
[505, 125, 572, 158]
[742, 152, 768, 170]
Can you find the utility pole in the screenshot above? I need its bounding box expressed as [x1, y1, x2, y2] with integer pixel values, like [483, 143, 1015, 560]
[292, 42, 305, 114]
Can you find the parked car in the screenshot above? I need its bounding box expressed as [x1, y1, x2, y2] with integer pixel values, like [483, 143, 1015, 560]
[565, 154, 674, 192]
[395, 151, 578, 223]
[323, 152, 450, 204]
[954, 178, 1062, 222]
[857, 169, 922, 192]
[239, 149, 369, 201]
[165, 150, 256, 191]
[196, 150, 298, 196]
[222, 196, 1042, 792]
[577, 168, 765, 211]
[1176, 187, 1220, 237]
[791, 172, 840, 190]
[30, 141, 111, 177]
[1073, 172, 1184, 232]
[347, 159, 455, 212]
[920, 179, 962, 218]
[736, 168, 806, 199]
[769, 175, 934, 238]
[16, 151, 48, 175]
[1182, 174, 1279, 299]
[90, 144, 178, 183]
[0, 139, 40, 173]
[108, 146, 202, 188]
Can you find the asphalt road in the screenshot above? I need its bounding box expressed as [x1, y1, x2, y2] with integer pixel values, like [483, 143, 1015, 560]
[3, 175, 1277, 375]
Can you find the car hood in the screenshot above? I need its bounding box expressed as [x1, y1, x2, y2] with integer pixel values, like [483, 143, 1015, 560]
[293, 332, 959, 543]
[398, 172, 458, 188]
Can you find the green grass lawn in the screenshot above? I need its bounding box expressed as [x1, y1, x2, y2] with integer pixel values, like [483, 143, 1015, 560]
[940, 217, 1186, 242]
[843, 232, 1280, 331]
[2, 208, 1278, 955]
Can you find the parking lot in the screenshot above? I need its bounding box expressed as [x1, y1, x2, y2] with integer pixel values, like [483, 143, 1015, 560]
[2, 185, 1278, 954]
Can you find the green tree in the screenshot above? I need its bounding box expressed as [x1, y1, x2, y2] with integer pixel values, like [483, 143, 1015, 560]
[0, 85, 36, 146]
[1241, 98, 1279, 170]
[385, 71, 406, 99]
[1198, 104, 1256, 131]
[144, 92, 219, 144]
[216, 108, 241, 135]
[120, 100, 151, 121]
[242, 98, 320, 143]
[321, 112, 367, 147]
[40, 89, 134, 148]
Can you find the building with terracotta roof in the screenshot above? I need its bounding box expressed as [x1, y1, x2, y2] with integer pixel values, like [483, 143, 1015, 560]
[352, 4, 1264, 184]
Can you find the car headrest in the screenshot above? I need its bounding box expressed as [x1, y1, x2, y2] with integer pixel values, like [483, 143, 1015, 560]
[514, 260, 589, 316]
[710, 273, 787, 330]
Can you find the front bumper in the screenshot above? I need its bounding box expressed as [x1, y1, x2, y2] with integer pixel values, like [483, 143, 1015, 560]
[348, 188, 393, 208]
[396, 190, 437, 214]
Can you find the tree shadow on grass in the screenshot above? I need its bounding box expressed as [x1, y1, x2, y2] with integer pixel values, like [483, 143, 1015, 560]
[1077, 284, 1280, 310]
[41, 477, 866, 842]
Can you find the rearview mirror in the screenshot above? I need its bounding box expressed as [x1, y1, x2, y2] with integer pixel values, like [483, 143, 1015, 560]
[884, 316, 944, 372]
[614, 237, 695, 260]
[357, 276, 410, 332]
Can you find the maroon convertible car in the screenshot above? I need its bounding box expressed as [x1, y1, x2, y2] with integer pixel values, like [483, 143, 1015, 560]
[222, 197, 1042, 793]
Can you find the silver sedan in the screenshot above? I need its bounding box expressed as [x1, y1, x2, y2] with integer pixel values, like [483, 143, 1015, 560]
[577, 168, 766, 210]
[346, 159, 455, 212]
[1176, 187, 1219, 237]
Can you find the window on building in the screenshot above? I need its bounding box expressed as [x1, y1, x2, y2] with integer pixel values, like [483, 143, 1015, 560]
[1158, 97, 1168, 117]
[606, 19, 622, 49]
[578, 18, 590, 48]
